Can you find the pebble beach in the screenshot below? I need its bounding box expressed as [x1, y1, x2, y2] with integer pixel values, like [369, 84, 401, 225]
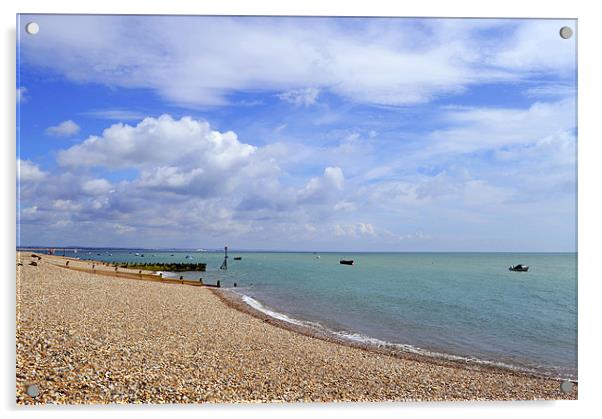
[16, 252, 577, 404]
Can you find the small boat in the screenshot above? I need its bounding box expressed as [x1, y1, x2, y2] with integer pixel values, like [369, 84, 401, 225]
[509, 264, 529, 272]
[316, 255, 320, 259]
[233, 257, 242, 261]
[185, 255, 194, 259]
[340, 260, 354, 265]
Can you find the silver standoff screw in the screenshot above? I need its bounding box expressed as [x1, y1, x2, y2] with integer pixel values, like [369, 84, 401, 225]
[559, 26, 573, 39]
[560, 380, 574, 393]
[25, 22, 40, 35]
[26, 384, 40, 398]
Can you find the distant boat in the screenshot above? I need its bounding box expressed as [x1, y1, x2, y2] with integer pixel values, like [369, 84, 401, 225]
[233, 257, 242, 261]
[185, 255, 194, 259]
[316, 255, 320, 259]
[509, 264, 529, 272]
[135, 252, 140, 256]
[340, 260, 354, 265]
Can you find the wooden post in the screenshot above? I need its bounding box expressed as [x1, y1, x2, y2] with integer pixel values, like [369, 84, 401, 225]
[220, 246, 228, 270]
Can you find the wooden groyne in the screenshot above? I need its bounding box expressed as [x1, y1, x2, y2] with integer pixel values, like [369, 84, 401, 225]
[113, 262, 207, 272]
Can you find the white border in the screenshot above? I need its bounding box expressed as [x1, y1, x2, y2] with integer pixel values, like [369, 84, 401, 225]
[2, 1, 600, 419]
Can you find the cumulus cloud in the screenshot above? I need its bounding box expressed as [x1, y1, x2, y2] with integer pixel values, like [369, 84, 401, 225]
[19, 16, 576, 108]
[45, 120, 80, 137]
[18, 159, 46, 182]
[57, 115, 264, 199]
[52, 199, 83, 212]
[58, 115, 255, 170]
[81, 178, 112, 195]
[22, 115, 352, 245]
[298, 167, 345, 203]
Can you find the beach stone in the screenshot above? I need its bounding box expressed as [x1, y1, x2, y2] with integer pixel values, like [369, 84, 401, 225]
[15, 251, 578, 405]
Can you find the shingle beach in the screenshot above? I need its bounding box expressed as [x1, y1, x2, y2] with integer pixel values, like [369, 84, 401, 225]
[16, 252, 577, 404]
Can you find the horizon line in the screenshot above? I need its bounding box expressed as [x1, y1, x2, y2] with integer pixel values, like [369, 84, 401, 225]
[16, 246, 577, 254]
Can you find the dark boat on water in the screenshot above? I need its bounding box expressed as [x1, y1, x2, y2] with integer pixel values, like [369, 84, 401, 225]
[340, 260, 354, 265]
[233, 257, 242, 260]
[509, 264, 529, 272]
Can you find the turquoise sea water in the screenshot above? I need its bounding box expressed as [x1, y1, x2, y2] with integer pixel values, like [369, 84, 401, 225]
[61, 250, 577, 379]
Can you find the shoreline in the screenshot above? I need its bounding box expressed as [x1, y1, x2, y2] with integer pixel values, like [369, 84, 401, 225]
[212, 288, 575, 383]
[17, 252, 578, 403]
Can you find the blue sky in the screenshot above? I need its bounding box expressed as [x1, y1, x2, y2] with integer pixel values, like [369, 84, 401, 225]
[17, 16, 577, 251]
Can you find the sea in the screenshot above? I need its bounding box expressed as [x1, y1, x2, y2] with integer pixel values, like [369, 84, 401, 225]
[53, 249, 578, 380]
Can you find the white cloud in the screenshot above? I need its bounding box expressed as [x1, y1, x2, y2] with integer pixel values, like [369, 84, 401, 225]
[21, 206, 38, 219]
[334, 201, 356, 212]
[358, 223, 375, 235]
[17, 87, 28, 103]
[45, 120, 80, 137]
[324, 167, 344, 189]
[334, 223, 376, 238]
[52, 199, 83, 212]
[113, 223, 135, 234]
[82, 109, 147, 121]
[298, 166, 344, 203]
[19, 16, 576, 108]
[278, 87, 320, 106]
[523, 83, 575, 98]
[427, 98, 575, 156]
[81, 178, 112, 195]
[138, 166, 204, 190]
[488, 21, 576, 74]
[58, 115, 256, 171]
[18, 159, 46, 182]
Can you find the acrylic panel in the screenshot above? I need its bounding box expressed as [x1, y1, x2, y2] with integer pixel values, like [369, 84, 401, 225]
[16, 15, 577, 404]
